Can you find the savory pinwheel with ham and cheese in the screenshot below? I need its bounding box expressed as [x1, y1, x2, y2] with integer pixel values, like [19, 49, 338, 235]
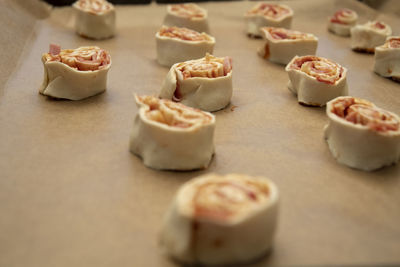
[40, 44, 111, 100]
[73, 0, 116, 39]
[285, 55, 348, 106]
[374, 36, 400, 82]
[129, 95, 215, 171]
[259, 27, 318, 65]
[156, 25, 215, 67]
[327, 8, 358, 36]
[324, 96, 400, 171]
[160, 173, 279, 265]
[351, 21, 392, 53]
[163, 4, 209, 34]
[160, 53, 233, 112]
[245, 3, 293, 38]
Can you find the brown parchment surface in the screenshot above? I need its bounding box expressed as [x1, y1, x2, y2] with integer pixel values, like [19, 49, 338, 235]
[0, 0, 400, 266]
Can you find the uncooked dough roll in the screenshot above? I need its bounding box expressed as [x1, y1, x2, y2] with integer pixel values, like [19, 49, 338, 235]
[245, 3, 293, 38]
[129, 95, 215, 171]
[324, 96, 400, 171]
[159, 53, 233, 112]
[258, 27, 318, 65]
[156, 25, 215, 67]
[40, 44, 111, 100]
[374, 36, 400, 82]
[163, 4, 210, 34]
[351, 21, 392, 53]
[73, 0, 116, 40]
[285, 56, 348, 106]
[327, 8, 358, 37]
[160, 173, 279, 265]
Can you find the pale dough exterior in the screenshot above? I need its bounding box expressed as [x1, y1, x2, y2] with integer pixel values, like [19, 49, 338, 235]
[285, 56, 348, 106]
[245, 3, 293, 38]
[328, 22, 353, 37]
[159, 55, 233, 112]
[129, 95, 215, 171]
[156, 28, 215, 67]
[40, 56, 110, 101]
[374, 36, 400, 81]
[324, 96, 400, 171]
[73, 0, 116, 40]
[351, 21, 392, 52]
[163, 4, 210, 34]
[259, 27, 318, 65]
[160, 173, 279, 265]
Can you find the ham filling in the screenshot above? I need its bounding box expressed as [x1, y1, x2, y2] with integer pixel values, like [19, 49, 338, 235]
[75, 0, 113, 14]
[158, 26, 210, 41]
[169, 4, 205, 19]
[291, 56, 343, 85]
[193, 180, 269, 222]
[263, 27, 313, 40]
[372, 21, 386, 30]
[138, 96, 212, 128]
[331, 97, 400, 132]
[176, 54, 232, 80]
[247, 3, 290, 19]
[44, 44, 111, 71]
[330, 9, 357, 25]
[384, 37, 400, 49]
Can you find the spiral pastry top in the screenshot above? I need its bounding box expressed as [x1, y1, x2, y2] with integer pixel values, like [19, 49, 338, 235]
[245, 3, 292, 20]
[160, 173, 279, 265]
[330, 97, 399, 133]
[73, 0, 114, 14]
[43, 45, 111, 71]
[288, 56, 344, 85]
[190, 174, 272, 223]
[261, 27, 315, 41]
[325, 96, 400, 171]
[158, 25, 211, 42]
[168, 4, 206, 20]
[136, 95, 214, 129]
[175, 53, 232, 80]
[381, 36, 400, 49]
[330, 9, 357, 25]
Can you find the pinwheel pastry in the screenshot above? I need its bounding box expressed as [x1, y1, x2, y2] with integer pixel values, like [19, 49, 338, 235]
[163, 4, 210, 34]
[285, 56, 348, 106]
[324, 96, 400, 171]
[73, 0, 116, 40]
[129, 95, 215, 171]
[258, 27, 318, 65]
[40, 44, 111, 100]
[327, 8, 358, 37]
[159, 53, 233, 112]
[160, 173, 279, 265]
[351, 21, 392, 53]
[156, 25, 215, 67]
[374, 36, 400, 82]
[245, 3, 293, 38]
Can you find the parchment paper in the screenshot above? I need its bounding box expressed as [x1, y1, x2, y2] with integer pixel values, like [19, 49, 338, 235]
[0, 0, 399, 266]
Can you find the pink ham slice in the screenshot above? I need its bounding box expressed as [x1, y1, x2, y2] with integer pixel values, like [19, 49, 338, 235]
[49, 43, 61, 55]
[223, 57, 232, 76]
